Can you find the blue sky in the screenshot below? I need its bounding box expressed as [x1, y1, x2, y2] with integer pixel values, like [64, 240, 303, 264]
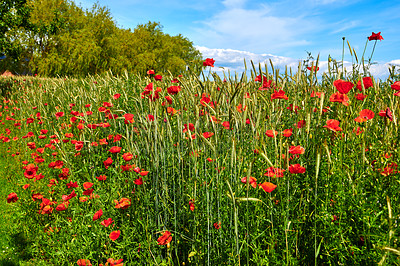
[75, 0, 400, 78]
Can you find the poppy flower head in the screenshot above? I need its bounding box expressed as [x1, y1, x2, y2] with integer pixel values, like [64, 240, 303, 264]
[307, 66, 319, 71]
[103, 157, 113, 169]
[189, 200, 195, 211]
[333, 79, 353, 94]
[289, 164, 306, 174]
[55, 112, 64, 119]
[109, 146, 122, 154]
[114, 198, 131, 209]
[355, 109, 375, 122]
[7, 192, 18, 203]
[289, 145, 305, 155]
[240, 176, 257, 188]
[203, 132, 214, 139]
[259, 182, 277, 193]
[356, 77, 373, 91]
[391, 81, 400, 91]
[368, 32, 383, 41]
[282, 128, 293, 137]
[77, 259, 92, 266]
[271, 90, 289, 100]
[203, 58, 215, 67]
[167, 86, 181, 95]
[109, 230, 121, 241]
[264, 167, 285, 178]
[265, 130, 278, 138]
[329, 92, 350, 106]
[323, 119, 342, 132]
[157, 231, 172, 245]
[101, 218, 113, 227]
[93, 209, 103, 221]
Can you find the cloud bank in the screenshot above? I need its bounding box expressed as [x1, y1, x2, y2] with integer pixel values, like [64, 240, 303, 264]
[197, 46, 400, 79]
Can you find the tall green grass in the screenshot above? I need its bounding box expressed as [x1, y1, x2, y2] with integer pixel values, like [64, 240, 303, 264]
[0, 59, 400, 265]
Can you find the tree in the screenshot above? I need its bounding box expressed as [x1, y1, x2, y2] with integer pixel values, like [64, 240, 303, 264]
[3, 0, 202, 77]
[0, 0, 31, 73]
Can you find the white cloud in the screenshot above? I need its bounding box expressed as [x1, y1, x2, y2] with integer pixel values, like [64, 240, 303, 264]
[192, 3, 314, 54]
[197, 46, 394, 79]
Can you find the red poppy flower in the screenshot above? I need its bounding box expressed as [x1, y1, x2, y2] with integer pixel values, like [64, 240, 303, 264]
[109, 146, 122, 154]
[258, 79, 273, 90]
[259, 182, 277, 193]
[329, 92, 350, 106]
[378, 107, 393, 121]
[93, 209, 103, 221]
[56, 201, 69, 211]
[122, 153, 133, 161]
[264, 167, 285, 177]
[147, 114, 154, 122]
[289, 164, 306, 174]
[203, 58, 215, 67]
[296, 120, 306, 129]
[124, 113, 134, 124]
[147, 69, 155, 75]
[109, 230, 121, 241]
[140, 170, 149, 176]
[66, 181, 78, 188]
[391, 81, 400, 91]
[101, 218, 113, 227]
[289, 145, 305, 155]
[355, 93, 367, 101]
[154, 74, 163, 81]
[106, 258, 123, 266]
[354, 109, 375, 122]
[307, 66, 319, 71]
[167, 86, 181, 95]
[83, 182, 93, 190]
[271, 90, 288, 100]
[189, 200, 195, 211]
[55, 112, 64, 119]
[333, 79, 353, 94]
[323, 119, 342, 132]
[240, 176, 257, 188]
[356, 77, 373, 91]
[77, 259, 92, 266]
[7, 192, 18, 203]
[183, 123, 195, 133]
[134, 177, 143, 185]
[222, 121, 230, 129]
[265, 130, 278, 137]
[203, 132, 214, 139]
[24, 163, 38, 179]
[254, 74, 267, 82]
[157, 231, 172, 245]
[103, 157, 113, 169]
[282, 128, 293, 137]
[213, 222, 221, 229]
[114, 198, 131, 209]
[368, 32, 383, 41]
[96, 175, 107, 181]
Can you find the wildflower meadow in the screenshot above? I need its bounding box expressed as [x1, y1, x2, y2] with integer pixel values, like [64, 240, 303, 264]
[2, 33, 400, 265]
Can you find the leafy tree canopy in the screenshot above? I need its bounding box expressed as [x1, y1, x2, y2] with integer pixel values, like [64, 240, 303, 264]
[0, 0, 203, 77]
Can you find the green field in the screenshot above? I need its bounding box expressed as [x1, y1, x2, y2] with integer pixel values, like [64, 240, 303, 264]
[1, 58, 400, 265]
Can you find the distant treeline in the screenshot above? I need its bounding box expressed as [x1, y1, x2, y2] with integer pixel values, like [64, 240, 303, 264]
[0, 0, 203, 77]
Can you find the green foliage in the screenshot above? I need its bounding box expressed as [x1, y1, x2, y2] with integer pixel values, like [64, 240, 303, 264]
[0, 0, 32, 73]
[1, 0, 202, 77]
[1, 57, 400, 264]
